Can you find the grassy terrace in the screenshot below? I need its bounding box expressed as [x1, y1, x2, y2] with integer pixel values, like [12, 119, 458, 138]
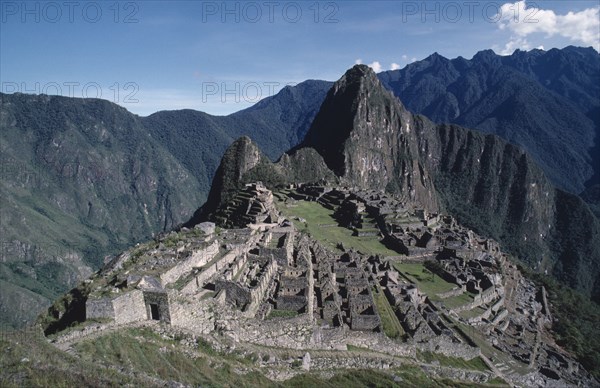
[276, 199, 399, 256]
[392, 262, 456, 297]
[73, 327, 275, 386]
[1, 324, 497, 387]
[372, 285, 405, 340]
[459, 306, 488, 320]
[418, 351, 490, 372]
[2, 319, 508, 387]
[442, 292, 475, 310]
[266, 309, 298, 319]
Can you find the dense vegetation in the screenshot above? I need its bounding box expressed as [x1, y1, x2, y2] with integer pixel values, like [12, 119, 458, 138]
[0, 93, 203, 328]
[379, 46, 600, 193]
[0, 80, 330, 329]
[523, 269, 600, 380]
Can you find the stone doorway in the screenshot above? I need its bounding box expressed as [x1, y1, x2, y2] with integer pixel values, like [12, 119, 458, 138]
[149, 303, 160, 320]
[143, 290, 171, 324]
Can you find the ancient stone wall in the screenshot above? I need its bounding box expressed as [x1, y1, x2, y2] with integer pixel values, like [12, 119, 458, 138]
[467, 307, 493, 324]
[181, 249, 244, 295]
[342, 330, 415, 357]
[113, 290, 146, 325]
[216, 280, 251, 308]
[306, 252, 315, 321]
[249, 259, 277, 307]
[169, 295, 215, 334]
[490, 309, 508, 325]
[417, 336, 481, 360]
[383, 286, 403, 307]
[231, 314, 314, 349]
[350, 313, 381, 331]
[436, 286, 466, 299]
[85, 297, 114, 320]
[192, 263, 219, 287]
[266, 247, 289, 266]
[491, 296, 505, 312]
[476, 286, 498, 304]
[277, 295, 307, 311]
[161, 240, 219, 285]
[453, 287, 500, 313]
[224, 252, 248, 281]
[283, 232, 295, 265]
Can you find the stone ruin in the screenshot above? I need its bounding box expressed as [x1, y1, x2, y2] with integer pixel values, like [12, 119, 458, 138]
[214, 182, 280, 228]
[79, 182, 596, 387]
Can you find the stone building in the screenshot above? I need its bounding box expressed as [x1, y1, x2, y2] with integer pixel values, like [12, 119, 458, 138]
[143, 290, 171, 323]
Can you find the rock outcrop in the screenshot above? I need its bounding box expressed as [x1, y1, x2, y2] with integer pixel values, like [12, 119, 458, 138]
[191, 65, 600, 301]
[302, 65, 439, 211]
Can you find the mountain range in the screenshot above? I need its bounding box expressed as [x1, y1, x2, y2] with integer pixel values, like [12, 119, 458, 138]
[379, 46, 600, 194]
[193, 64, 600, 303]
[1, 46, 598, 329]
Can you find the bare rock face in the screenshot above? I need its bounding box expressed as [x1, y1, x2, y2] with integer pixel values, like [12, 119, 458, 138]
[187, 65, 600, 301]
[186, 137, 265, 224]
[187, 137, 337, 226]
[302, 65, 439, 211]
[300, 65, 600, 300]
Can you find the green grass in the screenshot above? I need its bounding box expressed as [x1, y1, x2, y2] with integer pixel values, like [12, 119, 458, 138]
[277, 199, 399, 256]
[285, 368, 417, 388]
[372, 286, 405, 339]
[267, 309, 298, 319]
[486, 377, 511, 386]
[1, 325, 504, 387]
[442, 292, 475, 309]
[449, 318, 531, 376]
[346, 344, 369, 351]
[0, 327, 140, 387]
[73, 327, 274, 387]
[392, 262, 456, 296]
[458, 306, 487, 320]
[418, 351, 490, 372]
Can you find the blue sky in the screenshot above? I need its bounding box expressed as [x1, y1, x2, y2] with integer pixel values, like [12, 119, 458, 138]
[1, 0, 599, 116]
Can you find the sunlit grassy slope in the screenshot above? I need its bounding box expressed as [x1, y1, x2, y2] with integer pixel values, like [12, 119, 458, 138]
[276, 199, 398, 256]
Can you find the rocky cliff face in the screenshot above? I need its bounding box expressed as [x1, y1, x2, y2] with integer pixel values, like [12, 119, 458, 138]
[424, 123, 556, 268]
[301, 65, 557, 270]
[186, 137, 336, 225]
[197, 136, 264, 217]
[378, 47, 600, 193]
[201, 65, 600, 301]
[142, 79, 333, 201]
[302, 65, 439, 211]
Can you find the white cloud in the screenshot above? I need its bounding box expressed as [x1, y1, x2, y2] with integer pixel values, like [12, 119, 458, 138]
[499, 36, 531, 55]
[368, 61, 382, 72]
[354, 58, 363, 65]
[497, 1, 600, 52]
[390, 63, 401, 70]
[401, 55, 408, 61]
